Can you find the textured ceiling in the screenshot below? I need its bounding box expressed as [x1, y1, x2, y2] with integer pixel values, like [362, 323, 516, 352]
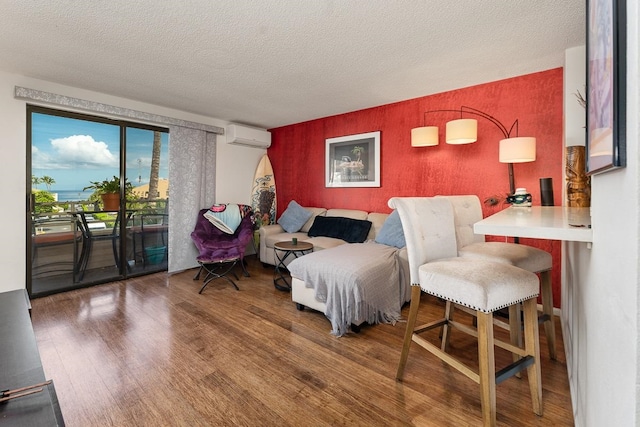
[0, 1, 585, 129]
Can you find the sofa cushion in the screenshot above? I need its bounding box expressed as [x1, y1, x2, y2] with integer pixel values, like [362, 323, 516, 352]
[375, 210, 406, 248]
[305, 236, 348, 251]
[278, 200, 313, 233]
[308, 216, 372, 243]
[264, 232, 344, 253]
[300, 207, 327, 233]
[326, 208, 368, 220]
[366, 212, 389, 240]
[265, 231, 309, 249]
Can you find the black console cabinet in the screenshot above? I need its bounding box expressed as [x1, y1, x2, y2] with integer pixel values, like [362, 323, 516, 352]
[0, 289, 64, 426]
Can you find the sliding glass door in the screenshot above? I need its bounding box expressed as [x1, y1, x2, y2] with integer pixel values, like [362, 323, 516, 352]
[124, 126, 170, 276]
[28, 106, 169, 297]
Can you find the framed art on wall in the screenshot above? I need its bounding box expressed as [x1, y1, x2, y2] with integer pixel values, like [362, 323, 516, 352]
[325, 131, 380, 188]
[586, 0, 626, 175]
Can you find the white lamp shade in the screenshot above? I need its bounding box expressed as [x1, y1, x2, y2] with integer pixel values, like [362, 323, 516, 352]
[499, 137, 536, 163]
[411, 126, 439, 147]
[446, 119, 477, 144]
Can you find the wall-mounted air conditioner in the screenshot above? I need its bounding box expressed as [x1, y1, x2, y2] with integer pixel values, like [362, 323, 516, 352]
[226, 124, 271, 148]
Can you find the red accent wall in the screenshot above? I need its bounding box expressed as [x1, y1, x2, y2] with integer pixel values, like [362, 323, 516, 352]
[268, 68, 564, 306]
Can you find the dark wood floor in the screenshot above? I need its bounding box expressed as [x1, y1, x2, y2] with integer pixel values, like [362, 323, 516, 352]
[30, 255, 574, 426]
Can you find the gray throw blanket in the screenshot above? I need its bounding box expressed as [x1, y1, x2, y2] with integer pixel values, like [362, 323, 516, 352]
[288, 241, 407, 336]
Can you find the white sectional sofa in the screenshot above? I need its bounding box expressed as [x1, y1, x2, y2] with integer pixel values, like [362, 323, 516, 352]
[259, 202, 411, 335]
[259, 206, 389, 266]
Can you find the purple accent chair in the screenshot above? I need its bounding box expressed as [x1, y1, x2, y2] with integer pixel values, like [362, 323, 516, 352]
[191, 208, 254, 293]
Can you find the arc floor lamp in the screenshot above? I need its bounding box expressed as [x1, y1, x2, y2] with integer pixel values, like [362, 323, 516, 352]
[411, 105, 536, 195]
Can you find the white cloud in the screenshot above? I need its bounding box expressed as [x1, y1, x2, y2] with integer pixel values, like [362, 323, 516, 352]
[40, 135, 118, 169]
[31, 145, 54, 169]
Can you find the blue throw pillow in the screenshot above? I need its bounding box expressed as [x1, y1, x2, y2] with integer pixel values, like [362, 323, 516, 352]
[375, 210, 406, 248]
[278, 200, 313, 233]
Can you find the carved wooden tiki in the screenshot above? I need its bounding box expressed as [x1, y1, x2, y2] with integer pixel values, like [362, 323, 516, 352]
[566, 146, 591, 207]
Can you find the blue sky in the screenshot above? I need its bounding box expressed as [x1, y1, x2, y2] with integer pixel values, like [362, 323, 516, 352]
[31, 112, 169, 191]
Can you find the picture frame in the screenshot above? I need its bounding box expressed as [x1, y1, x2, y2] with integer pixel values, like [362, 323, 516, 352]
[586, 0, 626, 175]
[325, 131, 380, 188]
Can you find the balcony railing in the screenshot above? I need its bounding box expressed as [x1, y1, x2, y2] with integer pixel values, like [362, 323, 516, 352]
[31, 198, 169, 295]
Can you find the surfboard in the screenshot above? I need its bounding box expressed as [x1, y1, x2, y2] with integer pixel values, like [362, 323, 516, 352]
[251, 154, 277, 228]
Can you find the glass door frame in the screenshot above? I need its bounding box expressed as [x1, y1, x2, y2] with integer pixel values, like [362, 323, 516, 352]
[26, 105, 169, 297]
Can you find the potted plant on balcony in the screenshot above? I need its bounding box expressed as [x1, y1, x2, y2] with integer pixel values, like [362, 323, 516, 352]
[83, 176, 132, 211]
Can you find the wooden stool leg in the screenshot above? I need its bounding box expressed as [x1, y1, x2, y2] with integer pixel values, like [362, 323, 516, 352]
[540, 270, 557, 359]
[441, 300, 454, 352]
[477, 311, 496, 427]
[508, 303, 522, 378]
[523, 298, 543, 416]
[396, 286, 422, 380]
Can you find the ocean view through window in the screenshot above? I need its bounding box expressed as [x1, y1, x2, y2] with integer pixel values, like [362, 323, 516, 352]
[28, 105, 170, 297]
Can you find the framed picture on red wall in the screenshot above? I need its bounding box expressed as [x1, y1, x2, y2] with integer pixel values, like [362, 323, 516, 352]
[325, 131, 380, 187]
[586, 0, 626, 175]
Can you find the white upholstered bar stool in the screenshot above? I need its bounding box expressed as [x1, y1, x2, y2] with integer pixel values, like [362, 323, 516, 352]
[390, 197, 543, 426]
[441, 195, 556, 360]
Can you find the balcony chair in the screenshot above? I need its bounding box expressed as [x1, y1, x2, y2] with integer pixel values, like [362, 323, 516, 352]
[32, 215, 84, 278]
[441, 195, 556, 359]
[191, 206, 254, 294]
[74, 211, 129, 282]
[390, 197, 542, 426]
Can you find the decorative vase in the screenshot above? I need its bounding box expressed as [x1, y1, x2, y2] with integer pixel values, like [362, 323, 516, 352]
[566, 146, 591, 207]
[101, 193, 120, 211]
[506, 188, 532, 207]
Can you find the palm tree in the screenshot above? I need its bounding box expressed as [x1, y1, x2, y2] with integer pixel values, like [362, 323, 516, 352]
[31, 175, 42, 189]
[148, 131, 162, 199]
[351, 146, 364, 162]
[40, 175, 55, 191]
[350, 146, 365, 176]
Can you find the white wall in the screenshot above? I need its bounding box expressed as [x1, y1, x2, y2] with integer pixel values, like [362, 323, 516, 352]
[567, 3, 639, 425]
[0, 71, 265, 293]
[564, 46, 587, 149]
[561, 45, 589, 423]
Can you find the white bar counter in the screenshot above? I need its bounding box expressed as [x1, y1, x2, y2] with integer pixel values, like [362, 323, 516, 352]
[474, 206, 592, 243]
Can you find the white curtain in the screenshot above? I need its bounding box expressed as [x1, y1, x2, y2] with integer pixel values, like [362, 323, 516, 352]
[168, 126, 217, 273]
